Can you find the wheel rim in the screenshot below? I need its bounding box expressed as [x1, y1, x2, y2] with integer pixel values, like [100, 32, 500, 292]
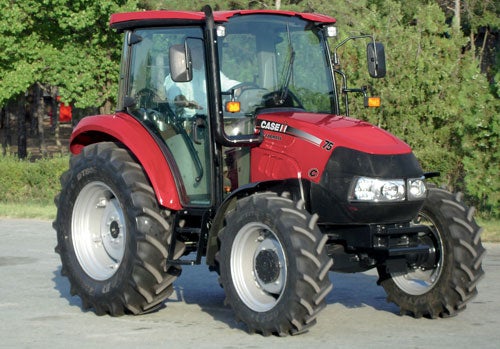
[72, 181, 126, 281]
[230, 222, 287, 312]
[391, 212, 443, 295]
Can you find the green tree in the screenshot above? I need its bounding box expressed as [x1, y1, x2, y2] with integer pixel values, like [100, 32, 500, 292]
[0, 0, 138, 111]
[138, 0, 285, 11]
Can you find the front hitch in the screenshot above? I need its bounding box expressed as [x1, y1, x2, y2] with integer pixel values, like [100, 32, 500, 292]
[374, 224, 437, 274]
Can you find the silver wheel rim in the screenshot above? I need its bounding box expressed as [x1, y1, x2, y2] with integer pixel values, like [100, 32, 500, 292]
[391, 212, 443, 295]
[72, 181, 126, 281]
[231, 222, 287, 312]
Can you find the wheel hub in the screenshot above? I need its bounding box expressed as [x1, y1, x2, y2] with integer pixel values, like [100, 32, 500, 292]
[419, 233, 438, 270]
[100, 199, 125, 262]
[255, 249, 280, 284]
[109, 221, 120, 238]
[391, 213, 443, 295]
[252, 231, 286, 295]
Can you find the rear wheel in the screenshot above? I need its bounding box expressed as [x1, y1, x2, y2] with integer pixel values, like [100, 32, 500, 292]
[54, 142, 185, 315]
[218, 192, 333, 335]
[377, 187, 485, 318]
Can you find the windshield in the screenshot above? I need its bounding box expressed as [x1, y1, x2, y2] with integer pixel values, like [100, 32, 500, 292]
[220, 15, 335, 117]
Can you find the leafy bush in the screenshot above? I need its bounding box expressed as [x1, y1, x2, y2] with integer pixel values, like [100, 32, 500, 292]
[0, 153, 68, 205]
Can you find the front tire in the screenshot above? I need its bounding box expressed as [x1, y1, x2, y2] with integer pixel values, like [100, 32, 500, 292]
[377, 187, 486, 318]
[218, 192, 333, 336]
[54, 142, 185, 315]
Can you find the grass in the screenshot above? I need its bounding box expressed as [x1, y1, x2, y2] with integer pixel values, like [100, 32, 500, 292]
[0, 202, 498, 242]
[0, 202, 56, 221]
[478, 219, 500, 243]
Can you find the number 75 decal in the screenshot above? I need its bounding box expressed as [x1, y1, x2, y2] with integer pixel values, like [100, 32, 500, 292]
[322, 140, 334, 151]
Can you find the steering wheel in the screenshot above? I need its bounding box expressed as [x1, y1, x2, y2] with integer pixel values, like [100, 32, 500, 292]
[135, 88, 178, 125]
[262, 88, 305, 109]
[229, 82, 261, 97]
[227, 82, 268, 115]
[136, 88, 160, 108]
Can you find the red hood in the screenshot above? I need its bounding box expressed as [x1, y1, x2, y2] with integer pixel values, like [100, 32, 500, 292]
[256, 111, 412, 155]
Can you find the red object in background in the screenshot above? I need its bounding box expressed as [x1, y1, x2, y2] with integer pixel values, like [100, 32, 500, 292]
[56, 96, 72, 123]
[59, 103, 72, 122]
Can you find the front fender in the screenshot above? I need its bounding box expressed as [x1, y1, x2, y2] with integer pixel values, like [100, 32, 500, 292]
[70, 112, 183, 210]
[205, 178, 309, 266]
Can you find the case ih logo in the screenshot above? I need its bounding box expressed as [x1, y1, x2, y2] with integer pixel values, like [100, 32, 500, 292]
[259, 120, 288, 133]
[258, 119, 323, 147]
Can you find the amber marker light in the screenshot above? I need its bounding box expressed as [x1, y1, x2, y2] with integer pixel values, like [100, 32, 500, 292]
[366, 97, 381, 108]
[225, 101, 241, 113]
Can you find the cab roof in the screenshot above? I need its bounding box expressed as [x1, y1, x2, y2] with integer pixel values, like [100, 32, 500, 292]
[110, 9, 336, 31]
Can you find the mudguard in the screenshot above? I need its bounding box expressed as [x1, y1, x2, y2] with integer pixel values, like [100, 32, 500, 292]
[69, 112, 183, 210]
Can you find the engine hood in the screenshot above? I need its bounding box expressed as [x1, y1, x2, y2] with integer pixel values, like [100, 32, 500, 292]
[256, 111, 412, 155]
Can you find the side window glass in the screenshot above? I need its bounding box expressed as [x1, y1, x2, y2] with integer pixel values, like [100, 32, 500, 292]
[126, 29, 213, 206]
[221, 33, 264, 134]
[220, 34, 259, 191]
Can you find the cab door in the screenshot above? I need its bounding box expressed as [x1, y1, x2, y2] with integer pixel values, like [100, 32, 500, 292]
[124, 27, 213, 206]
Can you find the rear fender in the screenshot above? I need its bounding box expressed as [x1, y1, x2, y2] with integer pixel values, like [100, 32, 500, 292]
[70, 112, 183, 210]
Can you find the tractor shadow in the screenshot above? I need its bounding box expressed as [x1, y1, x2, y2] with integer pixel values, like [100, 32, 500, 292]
[52, 267, 84, 309]
[170, 262, 244, 331]
[52, 261, 399, 330]
[172, 260, 399, 331]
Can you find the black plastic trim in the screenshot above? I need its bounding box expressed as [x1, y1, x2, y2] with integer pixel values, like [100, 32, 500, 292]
[311, 147, 425, 224]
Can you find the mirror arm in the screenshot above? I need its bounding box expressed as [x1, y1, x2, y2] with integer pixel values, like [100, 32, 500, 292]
[333, 34, 373, 66]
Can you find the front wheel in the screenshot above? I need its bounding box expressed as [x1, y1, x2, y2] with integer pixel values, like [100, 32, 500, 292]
[217, 192, 333, 336]
[377, 187, 486, 318]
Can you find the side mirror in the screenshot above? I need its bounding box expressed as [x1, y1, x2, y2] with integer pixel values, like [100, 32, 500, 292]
[367, 42, 386, 78]
[169, 44, 192, 82]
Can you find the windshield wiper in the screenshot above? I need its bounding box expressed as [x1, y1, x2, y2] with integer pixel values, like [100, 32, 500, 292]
[278, 49, 295, 104]
[276, 24, 295, 105]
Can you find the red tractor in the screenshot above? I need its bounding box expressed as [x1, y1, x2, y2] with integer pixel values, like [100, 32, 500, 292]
[54, 5, 485, 336]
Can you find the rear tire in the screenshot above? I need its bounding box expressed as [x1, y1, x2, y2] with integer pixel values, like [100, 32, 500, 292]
[54, 142, 185, 315]
[218, 192, 333, 336]
[377, 187, 485, 318]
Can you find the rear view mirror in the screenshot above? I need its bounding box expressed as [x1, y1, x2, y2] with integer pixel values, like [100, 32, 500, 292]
[367, 42, 386, 78]
[169, 44, 192, 82]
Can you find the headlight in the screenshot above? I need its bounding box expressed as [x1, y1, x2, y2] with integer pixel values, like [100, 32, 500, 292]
[350, 177, 426, 202]
[407, 178, 427, 200]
